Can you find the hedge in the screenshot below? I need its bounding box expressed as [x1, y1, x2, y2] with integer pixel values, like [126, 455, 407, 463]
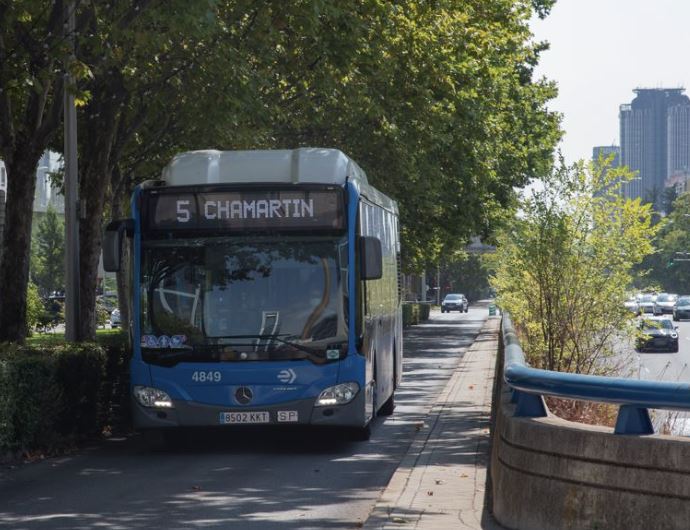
[402, 302, 431, 327]
[0, 335, 130, 455]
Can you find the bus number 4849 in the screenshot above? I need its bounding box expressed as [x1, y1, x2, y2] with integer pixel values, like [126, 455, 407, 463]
[192, 371, 222, 383]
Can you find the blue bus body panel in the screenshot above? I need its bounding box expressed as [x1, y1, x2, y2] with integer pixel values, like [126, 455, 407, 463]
[130, 187, 152, 388]
[148, 361, 338, 406]
[346, 180, 358, 357]
[337, 180, 366, 389]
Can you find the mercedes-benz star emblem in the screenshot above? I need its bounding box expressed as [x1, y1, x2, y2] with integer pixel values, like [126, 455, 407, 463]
[235, 386, 253, 405]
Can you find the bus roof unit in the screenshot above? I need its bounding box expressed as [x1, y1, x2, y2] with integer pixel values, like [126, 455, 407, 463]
[161, 148, 397, 214]
[162, 148, 368, 187]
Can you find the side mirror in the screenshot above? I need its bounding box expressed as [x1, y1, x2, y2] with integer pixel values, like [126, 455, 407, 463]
[103, 219, 133, 272]
[361, 236, 383, 280]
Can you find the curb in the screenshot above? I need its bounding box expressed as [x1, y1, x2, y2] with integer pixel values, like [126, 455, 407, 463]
[363, 316, 502, 529]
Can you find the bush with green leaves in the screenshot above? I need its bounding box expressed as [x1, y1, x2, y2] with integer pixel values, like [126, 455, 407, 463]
[402, 303, 431, 327]
[25, 283, 44, 335]
[0, 334, 130, 454]
[492, 160, 659, 373]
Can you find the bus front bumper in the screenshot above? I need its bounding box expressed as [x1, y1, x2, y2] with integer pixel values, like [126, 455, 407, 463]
[132, 391, 366, 430]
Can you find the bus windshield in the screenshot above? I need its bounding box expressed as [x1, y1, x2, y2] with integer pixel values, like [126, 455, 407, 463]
[140, 236, 348, 364]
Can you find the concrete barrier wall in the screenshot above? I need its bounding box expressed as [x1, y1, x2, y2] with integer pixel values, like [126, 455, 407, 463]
[491, 334, 690, 530]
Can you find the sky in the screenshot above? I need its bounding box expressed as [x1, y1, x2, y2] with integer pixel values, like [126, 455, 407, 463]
[529, 0, 690, 164]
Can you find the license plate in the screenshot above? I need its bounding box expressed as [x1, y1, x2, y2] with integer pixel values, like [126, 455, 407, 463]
[277, 410, 299, 423]
[219, 411, 270, 424]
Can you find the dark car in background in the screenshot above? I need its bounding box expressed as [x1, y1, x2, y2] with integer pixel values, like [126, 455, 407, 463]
[635, 317, 679, 353]
[673, 296, 690, 321]
[653, 293, 677, 315]
[441, 293, 468, 313]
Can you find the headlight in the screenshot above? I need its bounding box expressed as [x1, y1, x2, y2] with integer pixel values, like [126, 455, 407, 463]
[315, 382, 360, 406]
[671, 333, 679, 339]
[133, 385, 174, 408]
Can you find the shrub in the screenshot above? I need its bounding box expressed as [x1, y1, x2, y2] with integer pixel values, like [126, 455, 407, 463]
[403, 303, 418, 326]
[96, 303, 110, 329]
[419, 303, 431, 321]
[0, 352, 61, 451]
[53, 346, 106, 437]
[26, 282, 44, 335]
[0, 336, 130, 455]
[98, 333, 132, 432]
[402, 303, 431, 327]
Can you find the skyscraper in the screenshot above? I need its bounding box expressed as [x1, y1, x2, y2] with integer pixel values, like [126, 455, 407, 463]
[667, 103, 690, 179]
[592, 145, 621, 197]
[619, 88, 690, 206]
[592, 145, 621, 167]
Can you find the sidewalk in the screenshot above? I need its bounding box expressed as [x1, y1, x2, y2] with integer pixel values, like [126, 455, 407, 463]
[364, 315, 503, 530]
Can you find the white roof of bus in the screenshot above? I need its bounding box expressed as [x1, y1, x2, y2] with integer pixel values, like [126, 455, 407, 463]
[161, 148, 397, 213]
[162, 148, 368, 187]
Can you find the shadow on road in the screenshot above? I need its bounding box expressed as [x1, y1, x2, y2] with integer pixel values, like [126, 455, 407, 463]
[0, 311, 486, 529]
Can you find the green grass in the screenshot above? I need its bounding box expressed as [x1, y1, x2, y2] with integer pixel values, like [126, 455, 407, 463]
[25, 328, 127, 347]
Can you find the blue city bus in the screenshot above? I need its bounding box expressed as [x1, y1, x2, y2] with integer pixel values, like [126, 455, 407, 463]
[104, 148, 402, 439]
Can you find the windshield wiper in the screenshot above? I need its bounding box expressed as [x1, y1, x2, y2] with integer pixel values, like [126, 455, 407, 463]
[215, 334, 320, 356]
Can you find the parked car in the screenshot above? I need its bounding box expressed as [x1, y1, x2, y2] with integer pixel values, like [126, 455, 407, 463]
[653, 293, 677, 315]
[623, 296, 639, 313]
[637, 294, 656, 314]
[673, 296, 690, 321]
[441, 293, 468, 313]
[110, 308, 121, 328]
[635, 317, 679, 353]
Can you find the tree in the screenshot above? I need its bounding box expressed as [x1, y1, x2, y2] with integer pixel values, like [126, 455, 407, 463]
[642, 192, 690, 293]
[25, 281, 44, 335]
[440, 253, 495, 302]
[1, 0, 561, 341]
[30, 1, 233, 339]
[31, 206, 65, 298]
[259, 0, 561, 271]
[491, 160, 660, 373]
[0, 2, 68, 341]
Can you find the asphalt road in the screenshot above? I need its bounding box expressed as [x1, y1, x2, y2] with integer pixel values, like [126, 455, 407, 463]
[0, 306, 488, 530]
[620, 316, 690, 383]
[618, 314, 690, 434]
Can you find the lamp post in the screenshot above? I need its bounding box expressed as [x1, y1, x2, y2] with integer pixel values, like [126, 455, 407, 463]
[63, 1, 80, 340]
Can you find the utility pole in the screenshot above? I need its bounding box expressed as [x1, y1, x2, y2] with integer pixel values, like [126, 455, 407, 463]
[436, 264, 441, 305]
[64, 1, 80, 341]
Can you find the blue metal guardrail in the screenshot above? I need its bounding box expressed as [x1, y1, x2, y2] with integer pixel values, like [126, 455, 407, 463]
[502, 313, 690, 435]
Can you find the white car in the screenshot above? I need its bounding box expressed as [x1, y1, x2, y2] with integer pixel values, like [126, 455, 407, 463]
[653, 293, 677, 315]
[110, 308, 121, 328]
[624, 297, 639, 313]
[441, 293, 468, 313]
[637, 294, 656, 314]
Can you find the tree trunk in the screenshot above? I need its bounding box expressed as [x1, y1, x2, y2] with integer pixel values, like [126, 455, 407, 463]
[77, 191, 108, 341]
[77, 150, 115, 341]
[76, 89, 119, 341]
[0, 152, 43, 342]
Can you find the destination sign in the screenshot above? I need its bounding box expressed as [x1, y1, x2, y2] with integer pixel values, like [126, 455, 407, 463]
[146, 188, 345, 232]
